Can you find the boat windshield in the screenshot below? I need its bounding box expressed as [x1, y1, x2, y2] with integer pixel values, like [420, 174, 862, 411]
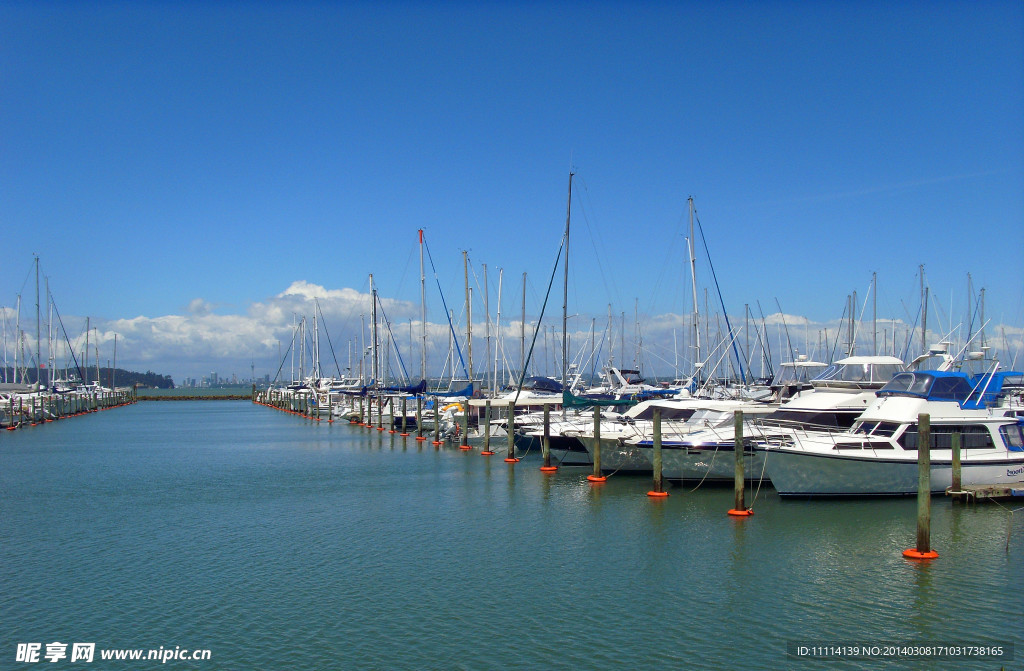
[770, 363, 827, 387]
[878, 372, 974, 402]
[812, 361, 904, 388]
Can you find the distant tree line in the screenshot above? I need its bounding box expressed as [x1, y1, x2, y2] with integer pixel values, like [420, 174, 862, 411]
[0, 367, 174, 389]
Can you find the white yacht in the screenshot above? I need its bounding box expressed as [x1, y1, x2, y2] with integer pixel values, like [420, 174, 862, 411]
[762, 369, 1024, 496]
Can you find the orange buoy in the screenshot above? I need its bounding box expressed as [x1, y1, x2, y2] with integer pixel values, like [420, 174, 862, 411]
[481, 450, 496, 456]
[400, 433, 410, 437]
[432, 441, 443, 446]
[539, 466, 558, 472]
[459, 445, 472, 451]
[504, 457, 520, 463]
[587, 475, 607, 483]
[902, 548, 939, 560]
[646, 490, 669, 498]
[415, 436, 427, 441]
[727, 509, 754, 517]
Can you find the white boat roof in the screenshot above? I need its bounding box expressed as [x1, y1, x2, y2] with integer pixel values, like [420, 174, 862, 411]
[832, 355, 905, 365]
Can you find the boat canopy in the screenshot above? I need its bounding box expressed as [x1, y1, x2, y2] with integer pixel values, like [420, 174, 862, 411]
[562, 390, 636, 408]
[877, 371, 974, 402]
[876, 369, 1023, 408]
[811, 355, 904, 389]
[518, 376, 563, 393]
[770, 360, 828, 387]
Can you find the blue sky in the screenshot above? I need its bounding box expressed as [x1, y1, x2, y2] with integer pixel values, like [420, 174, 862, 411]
[2, 1, 1022, 382]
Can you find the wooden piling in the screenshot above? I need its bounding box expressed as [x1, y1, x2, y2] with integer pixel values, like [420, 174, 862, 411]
[540, 404, 557, 472]
[587, 407, 606, 482]
[904, 413, 938, 559]
[505, 400, 519, 462]
[647, 407, 668, 497]
[416, 396, 425, 440]
[950, 431, 963, 499]
[727, 411, 752, 516]
[481, 401, 495, 455]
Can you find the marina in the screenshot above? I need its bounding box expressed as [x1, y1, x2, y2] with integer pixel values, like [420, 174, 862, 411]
[2, 400, 1021, 669]
[4, 2, 1022, 668]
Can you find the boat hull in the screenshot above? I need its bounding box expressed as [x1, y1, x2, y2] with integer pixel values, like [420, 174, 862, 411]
[764, 448, 1024, 497]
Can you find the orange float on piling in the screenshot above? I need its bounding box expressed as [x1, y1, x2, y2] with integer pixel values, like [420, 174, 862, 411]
[647, 490, 669, 498]
[504, 457, 520, 463]
[586, 475, 607, 483]
[539, 465, 558, 472]
[902, 548, 939, 560]
[481, 450, 496, 456]
[727, 509, 754, 517]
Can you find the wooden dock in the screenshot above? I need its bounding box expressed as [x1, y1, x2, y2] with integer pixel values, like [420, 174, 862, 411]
[947, 483, 1024, 503]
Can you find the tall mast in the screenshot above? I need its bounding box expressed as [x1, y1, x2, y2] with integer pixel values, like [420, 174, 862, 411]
[359, 314, 365, 384]
[47, 277, 53, 384]
[85, 317, 90, 383]
[299, 317, 305, 382]
[920, 264, 927, 354]
[370, 274, 378, 387]
[495, 268, 503, 391]
[35, 256, 40, 388]
[520, 272, 526, 379]
[463, 251, 473, 391]
[688, 198, 700, 375]
[872, 271, 877, 356]
[561, 172, 574, 404]
[419, 229, 427, 383]
[484, 263, 491, 393]
[312, 303, 319, 379]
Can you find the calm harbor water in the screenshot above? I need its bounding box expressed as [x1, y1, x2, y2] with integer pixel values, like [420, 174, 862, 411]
[2, 401, 1021, 670]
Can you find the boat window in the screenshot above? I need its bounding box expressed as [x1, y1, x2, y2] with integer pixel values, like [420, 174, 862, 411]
[873, 422, 901, 437]
[898, 425, 996, 450]
[929, 376, 973, 401]
[880, 372, 933, 396]
[629, 406, 696, 421]
[853, 421, 876, 435]
[765, 409, 858, 429]
[999, 425, 1024, 451]
[869, 364, 904, 384]
[770, 364, 827, 386]
[853, 421, 900, 437]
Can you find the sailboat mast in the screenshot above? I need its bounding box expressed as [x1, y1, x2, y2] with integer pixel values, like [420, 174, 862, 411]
[561, 172, 573, 399]
[419, 229, 427, 382]
[463, 251, 473, 392]
[484, 263, 491, 394]
[370, 274, 378, 386]
[520, 272, 526, 379]
[495, 268, 503, 391]
[688, 197, 700, 376]
[872, 271, 877, 356]
[920, 265, 927, 354]
[35, 256, 41, 388]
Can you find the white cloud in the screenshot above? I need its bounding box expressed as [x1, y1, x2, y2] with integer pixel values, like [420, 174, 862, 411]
[20, 280, 1018, 385]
